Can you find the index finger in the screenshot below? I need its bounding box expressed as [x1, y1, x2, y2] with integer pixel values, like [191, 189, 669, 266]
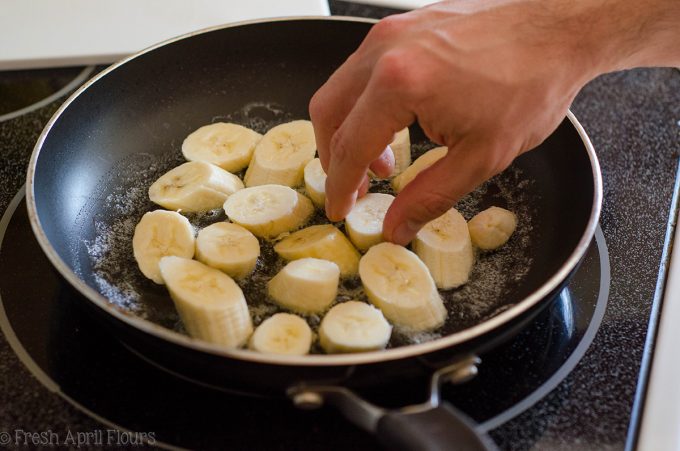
[309, 54, 371, 173]
[325, 70, 415, 221]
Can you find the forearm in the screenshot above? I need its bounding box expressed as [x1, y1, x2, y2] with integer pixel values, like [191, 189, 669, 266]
[579, 0, 680, 72]
[311, 0, 680, 243]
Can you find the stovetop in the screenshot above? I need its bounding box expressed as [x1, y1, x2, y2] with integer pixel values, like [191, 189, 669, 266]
[0, 3, 679, 450]
[0, 188, 609, 449]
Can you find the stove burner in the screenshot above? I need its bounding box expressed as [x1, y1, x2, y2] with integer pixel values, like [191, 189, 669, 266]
[0, 67, 93, 121]
[0, 187, 609, 449]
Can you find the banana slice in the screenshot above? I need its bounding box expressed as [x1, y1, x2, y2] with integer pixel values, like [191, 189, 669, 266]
[274, 224, 361, 277]
[468, 206, 517, 250]
[413, 208, 474, 289]
[268, 258, 340, 314]
[195, 222, 260, 279]
[345, 193, 395, 252]
[391, 146, 448, 193]
[182, 122, 262, 173]
[359, 242, 446, 331]
[223, 184, 313, 238]
[132, 210, 195, 284]
[244, 120, 317, 187]
[159, 256, 253, 347]
[249, 313, 312, 355]
[304, 158, 327, 208]
[319, 301, 392, 354]
[390, 128, 411, 175]
[149, 161, 244, 212]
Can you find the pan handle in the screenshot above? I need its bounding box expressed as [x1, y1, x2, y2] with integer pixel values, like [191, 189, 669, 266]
[288, 355, 497, 451]
[376, 403, 496, 451]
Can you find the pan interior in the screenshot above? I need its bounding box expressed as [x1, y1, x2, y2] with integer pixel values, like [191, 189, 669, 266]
[31, 19, 594, 353]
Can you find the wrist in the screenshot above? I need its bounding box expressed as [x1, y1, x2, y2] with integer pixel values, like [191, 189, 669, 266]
[573, 0, 680, 73]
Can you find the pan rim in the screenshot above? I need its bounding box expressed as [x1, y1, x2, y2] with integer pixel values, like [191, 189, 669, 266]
[25, 16, 603, 367]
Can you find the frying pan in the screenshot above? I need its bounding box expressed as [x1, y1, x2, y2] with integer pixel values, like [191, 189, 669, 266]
[26, 17, 601, 451]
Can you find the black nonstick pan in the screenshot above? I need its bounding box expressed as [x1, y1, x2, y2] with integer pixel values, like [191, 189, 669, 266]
[26, 17, 601, 451]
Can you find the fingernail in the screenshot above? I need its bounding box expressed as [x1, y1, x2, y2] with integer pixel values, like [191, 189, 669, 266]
[325, 197, 343, 222]
[325, 197, 335, 221]
[391, 220, 420, 245]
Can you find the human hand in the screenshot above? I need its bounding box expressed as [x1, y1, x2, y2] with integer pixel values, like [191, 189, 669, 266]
[310, 0, 658, 245]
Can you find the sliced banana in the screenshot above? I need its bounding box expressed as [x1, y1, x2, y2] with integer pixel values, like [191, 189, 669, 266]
[244, 120, 317, 187]
[391, 146, 448, 193]
[390, 128, 411, 175]
[359, 242, 446, 331]
[274, 224, 361, 277]
[413, 208, 474, 289]
[182, 122, 262, 173]
[249, 313, 312, 355]
[148, 161, 244, 212]
[268, 258, 340, 314]
[319, 301, 392, 354]
[195, 222, 260, 279]
[468, 206, 517, 250]
[304, 158, 327, 208]
[345, 193, 395, 252]
[159, 256, 253, 348]
[132, 210, 195, 284]
[223, 184, 313, 239]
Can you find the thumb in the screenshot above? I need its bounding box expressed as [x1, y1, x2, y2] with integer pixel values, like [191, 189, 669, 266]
[383, 140, 500, 245]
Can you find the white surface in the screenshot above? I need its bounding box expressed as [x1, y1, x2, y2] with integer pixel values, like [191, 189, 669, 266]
[637, 215, 680, 450]
[348, 0, 432, 9]
[0, 0, 329, 70]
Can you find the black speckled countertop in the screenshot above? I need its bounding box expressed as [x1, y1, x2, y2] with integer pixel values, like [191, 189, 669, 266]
[0, 2, 679, 450]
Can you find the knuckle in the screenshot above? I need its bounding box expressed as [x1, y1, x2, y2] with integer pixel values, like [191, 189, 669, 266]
[375, 50, 417, 91]
[368, 15, 405, 40]
[308, 91, 328, 124]
[333, 133, 370, 172]
[329, 128, 354, 163]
